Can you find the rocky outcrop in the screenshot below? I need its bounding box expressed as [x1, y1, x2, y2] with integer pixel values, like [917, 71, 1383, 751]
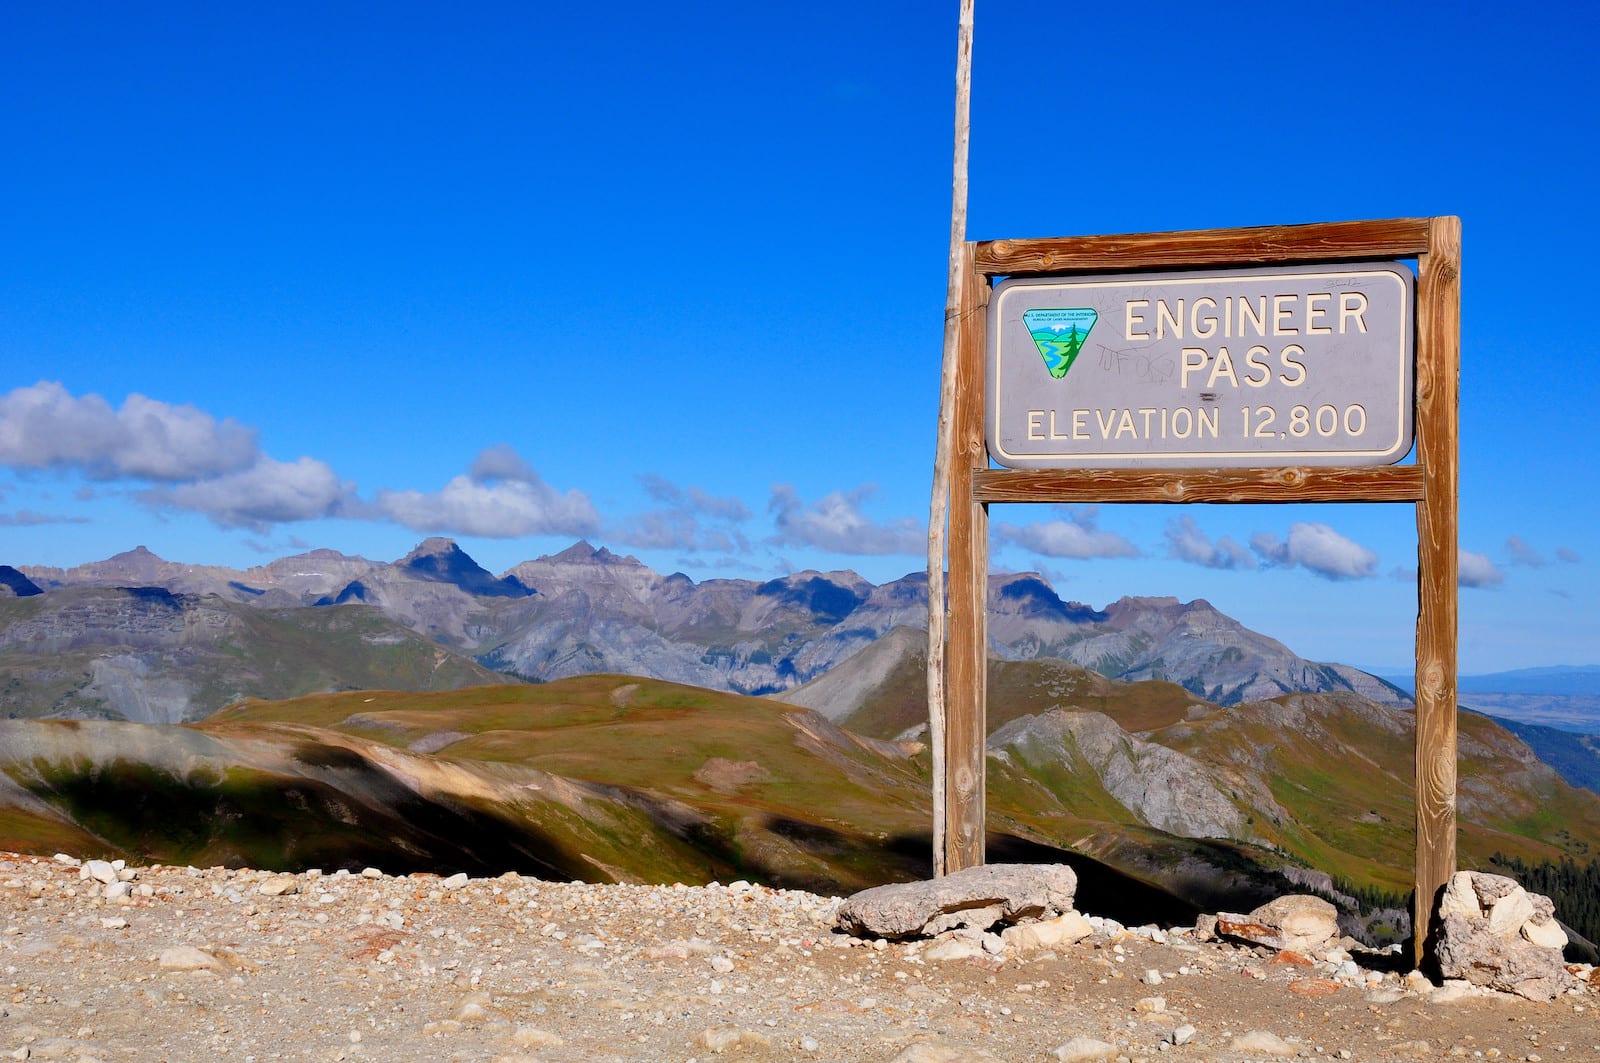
[988, 710, 1254, 841]
[1435, 871, 1574, 1001]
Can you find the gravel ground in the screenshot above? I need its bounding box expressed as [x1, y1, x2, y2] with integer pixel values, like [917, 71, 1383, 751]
[2, 852, 1597, 1063]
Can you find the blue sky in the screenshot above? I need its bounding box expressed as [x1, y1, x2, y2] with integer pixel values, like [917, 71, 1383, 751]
[2, 2, 1595, 674]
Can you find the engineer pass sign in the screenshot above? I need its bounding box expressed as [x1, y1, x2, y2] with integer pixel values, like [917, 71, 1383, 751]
[986, 263, 1415, 468]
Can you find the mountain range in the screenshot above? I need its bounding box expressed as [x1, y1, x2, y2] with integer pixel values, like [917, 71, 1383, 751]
[6, 537, 1405, 724]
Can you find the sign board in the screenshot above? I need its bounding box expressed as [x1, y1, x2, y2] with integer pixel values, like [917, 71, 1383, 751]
[987, 263, 1414, 468]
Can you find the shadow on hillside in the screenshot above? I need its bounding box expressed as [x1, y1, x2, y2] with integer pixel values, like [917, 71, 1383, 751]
[23, 756, 598, 881]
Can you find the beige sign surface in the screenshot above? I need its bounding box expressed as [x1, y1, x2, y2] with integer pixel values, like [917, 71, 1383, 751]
[986, 263, 1414, 468]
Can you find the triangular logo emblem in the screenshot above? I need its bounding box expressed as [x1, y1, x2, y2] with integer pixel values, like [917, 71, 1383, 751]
[1023, 308, 1098, 379]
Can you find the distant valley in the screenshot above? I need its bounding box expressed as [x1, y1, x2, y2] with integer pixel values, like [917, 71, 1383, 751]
[1383, 666, 1600, 733]
[1378, 668, 1600, 795]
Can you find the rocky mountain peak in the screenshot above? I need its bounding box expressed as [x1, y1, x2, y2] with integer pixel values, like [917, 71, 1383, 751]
[991, 573, 1108, 624]
[550, 540, 601, 563]
[754, 572, 869, 625]
[0, 566, 43, 597]
[397, 538, 527, 599]
[296, 547, 362, 562]
[399, 537, 462, 563]
[546, 540, 642, 568]
[101, 546, 168, 575]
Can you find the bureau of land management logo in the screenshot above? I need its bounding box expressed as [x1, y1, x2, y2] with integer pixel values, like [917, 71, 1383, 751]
[1023, 307, 1098, 379]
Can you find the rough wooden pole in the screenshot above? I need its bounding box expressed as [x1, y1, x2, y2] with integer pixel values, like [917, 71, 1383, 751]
[945, 243, 988, 872]
[926, 0, 974, 878]
[1412, 215, 1462, 970]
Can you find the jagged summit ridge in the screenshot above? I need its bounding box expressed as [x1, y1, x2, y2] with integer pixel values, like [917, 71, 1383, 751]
[397, 537, 529, 599]
[9, 538, 1407, 712]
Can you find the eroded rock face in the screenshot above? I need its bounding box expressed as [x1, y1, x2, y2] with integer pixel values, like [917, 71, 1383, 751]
[1434, 870, 1573, 1002]
[835, 863, 1078, 939]
[987, 711, 1259, 841]
[1216, 894, 1339, 954]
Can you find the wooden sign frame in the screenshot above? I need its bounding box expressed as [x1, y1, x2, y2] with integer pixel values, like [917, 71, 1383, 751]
[937, 216, 1460, 969]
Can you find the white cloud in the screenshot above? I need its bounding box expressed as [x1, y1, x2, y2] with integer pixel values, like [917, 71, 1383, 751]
[468, 443, 541, 484]
[1458, 549, 1505, 589]
[767, 484, 924, 555]
[1250, 522, 1378, 580]
[618, 475, 752, 552]
[993, 507, 1138, 560]
[637, 474, 750, 521]
[149, 456, 359, 531]
[0, 389, 610, 541]
[617, 511, 746, 553]
[0, 381, 258, 481]
[1557, 546, 1582, 564]
[1165, 515, 1255, 570]
[377, 448, 599, 539]
[1505, 535, 1545, 567]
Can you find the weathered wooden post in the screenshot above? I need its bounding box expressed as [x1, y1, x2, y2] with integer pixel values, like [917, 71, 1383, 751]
[927, 0, 975, 876]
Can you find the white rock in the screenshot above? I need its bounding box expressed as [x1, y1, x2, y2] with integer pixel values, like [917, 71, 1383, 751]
[1144, 968, 1163, 985]
[889, 1044, 1000, 1062]
[83, 860, 117, 885]
[257, 876, 299, 897]
[1487, 888, 1535, 937]
[1001, 911, 1094, 953]
[699, 1027, 769, 1052]
[442, 873, 470, 891]
[1050, 1036, 1119, 1062]
[1169, 1024, 1197, 1045]
[511, 1027, 564, 1048]
[923, 937, 986, 962]
[1429, 979, 1484, 1004]
[1230, 1030, 1296, 1055]
[103, 881, 132, 900]
[1438, 871, 1482, 919]
[1521, 919, 1568, 950]
[158, 946, 224, 971]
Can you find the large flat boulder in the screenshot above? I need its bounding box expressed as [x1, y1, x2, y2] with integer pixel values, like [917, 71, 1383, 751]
[836, 863, 1078, 938]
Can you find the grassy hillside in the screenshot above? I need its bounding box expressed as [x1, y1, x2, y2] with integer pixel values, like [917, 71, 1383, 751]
[7, 673, 1598, 933]
[837, 652, 1202, 740]
[834, 654, 1600, 897]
